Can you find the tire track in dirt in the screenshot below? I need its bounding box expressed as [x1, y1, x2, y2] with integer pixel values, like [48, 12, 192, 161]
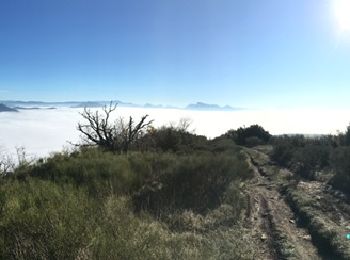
[243, 150, 321, 260]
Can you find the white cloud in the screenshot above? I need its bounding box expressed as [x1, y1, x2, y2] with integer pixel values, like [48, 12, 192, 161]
[0, 107, 349, 159]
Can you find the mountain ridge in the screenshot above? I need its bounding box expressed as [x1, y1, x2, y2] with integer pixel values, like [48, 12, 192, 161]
[0, 103, 18, 112]
[0, 100, 241, 111]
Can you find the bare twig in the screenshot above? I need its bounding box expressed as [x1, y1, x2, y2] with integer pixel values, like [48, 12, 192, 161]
[77, 101, 153, 153]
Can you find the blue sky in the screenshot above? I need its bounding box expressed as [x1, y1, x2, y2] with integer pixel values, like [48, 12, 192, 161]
[0, 0, 350, 108]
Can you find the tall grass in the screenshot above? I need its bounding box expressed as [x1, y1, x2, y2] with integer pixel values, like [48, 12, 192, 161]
[0, 138, 255, 259]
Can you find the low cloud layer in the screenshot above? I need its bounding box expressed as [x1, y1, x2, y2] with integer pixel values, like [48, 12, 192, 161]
[0, 107, 349, 158]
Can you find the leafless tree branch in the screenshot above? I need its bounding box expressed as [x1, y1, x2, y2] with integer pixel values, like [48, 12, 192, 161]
[77, 102, 153, 153]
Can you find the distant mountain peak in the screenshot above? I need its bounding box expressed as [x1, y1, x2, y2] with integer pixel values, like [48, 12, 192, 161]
[0, 103, 18, 112]
[186, 102, 236, 111]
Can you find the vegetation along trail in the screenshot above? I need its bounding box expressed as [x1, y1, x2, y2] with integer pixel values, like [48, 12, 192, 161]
[242, 147, 350, 260]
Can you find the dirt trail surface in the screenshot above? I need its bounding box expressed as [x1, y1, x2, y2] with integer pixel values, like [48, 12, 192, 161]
[243, 148, 323, 260]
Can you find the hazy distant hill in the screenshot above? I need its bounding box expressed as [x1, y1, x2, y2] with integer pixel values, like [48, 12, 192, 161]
[186, 102, 236, 111]
[0, 100, 238, 111]
[144, 103, 163, 108]
[1, 100, 76, 108]
[1, 100, 143, 109]
[0, 100, 172, 109]
[14, 107, 57, 111]
[73, 102, 104, 108]
[0, 103, 18, 112]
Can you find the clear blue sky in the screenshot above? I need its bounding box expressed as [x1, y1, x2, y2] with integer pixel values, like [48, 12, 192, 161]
[0, 0, 350, 108]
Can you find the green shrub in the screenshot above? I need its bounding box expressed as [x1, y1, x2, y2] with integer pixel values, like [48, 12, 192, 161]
[291, 145, 330, 179]
[141, 126, 207, 152]
[271, 143, 295, 166]
[271, 136, 331, 179]
[15, 149, 143, 197]
[207, 138, 238, 153]
[330, 147, 350, 194]
[133, 152, 252, 215]
[14, 148, 252, 215]
[225, 125, 271, 146]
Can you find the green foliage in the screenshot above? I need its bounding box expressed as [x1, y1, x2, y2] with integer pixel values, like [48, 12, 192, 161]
[271, 135, 332, 179]
[291, 145, 330, 179]
[270, 135, 305, 167]
[207, 138, 238, 153]
[14, 149, 140, 197]
[330, 147, 350, 194]
[271, 143, 294, 167]
[141, 126, 207, 152]
[271, 127, 350, 189]
[224, 125, 271, 147]
[345, 124, 350, 146]
[133, 152, 252, 215]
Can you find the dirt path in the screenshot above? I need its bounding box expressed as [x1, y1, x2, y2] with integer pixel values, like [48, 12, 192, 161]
[243, 149, 321, 260]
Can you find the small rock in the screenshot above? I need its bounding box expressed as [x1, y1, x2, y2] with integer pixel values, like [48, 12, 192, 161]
[260, 233, 268, 241]
[302, 234, 312, 241]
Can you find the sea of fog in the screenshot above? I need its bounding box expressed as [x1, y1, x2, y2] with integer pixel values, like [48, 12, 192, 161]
[0, 107, 349, 159]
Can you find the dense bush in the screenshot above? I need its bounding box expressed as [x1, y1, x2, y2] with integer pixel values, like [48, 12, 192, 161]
[271, 135, 332, 180]
[330, 147, 350, 194]
[345, 125, 350, 146]
[334, 124, 350, 146]
[133, 151, 252, 215]
[14, 144, 251, 212]
[224, 125, 271, 147]
[270, 127, 350, 187]
[140, 126, 207, 152]
[207, 138, 239, 153]
[13, 149, 142, 197]
[271, 135, 306, 148]
[291, 145, 330, 179]
[271, 143, 294, 167]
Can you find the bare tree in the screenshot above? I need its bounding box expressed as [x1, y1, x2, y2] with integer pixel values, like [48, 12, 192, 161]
[77, 102, 153, 153]
[0, 150, 14, 176]
[117, 115, 154, 152]
[177, 118, 193, 132]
